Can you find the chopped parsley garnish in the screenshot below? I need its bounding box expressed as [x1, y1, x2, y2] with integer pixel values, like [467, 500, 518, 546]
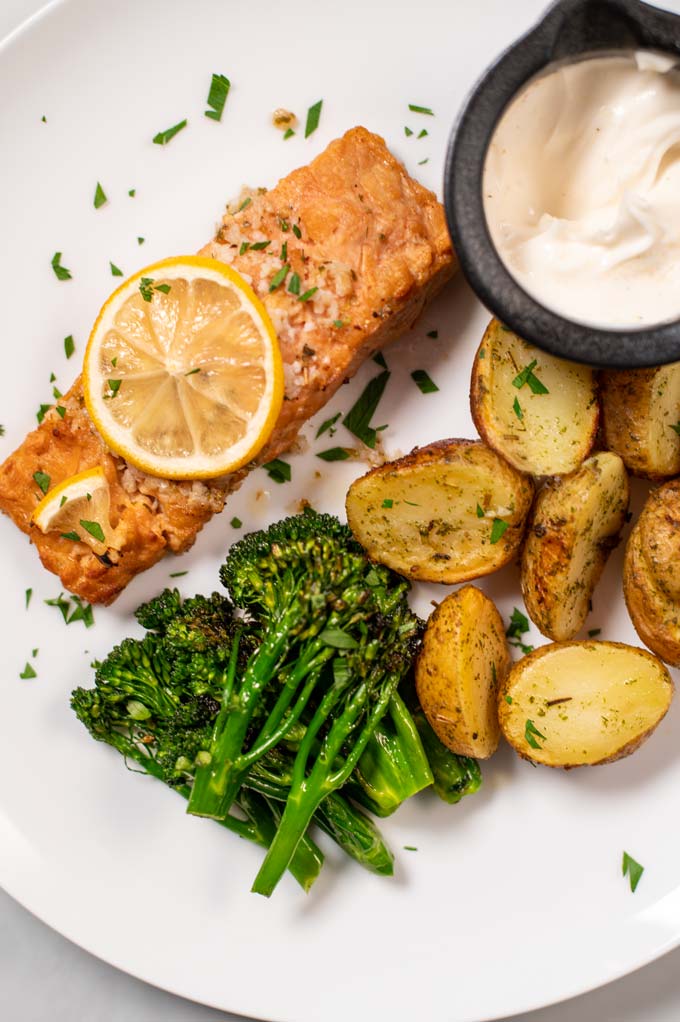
[269, 263, 290, 291]
[333, 320, 349, 328]
[382, 499, 393, 508]
[489, 518, 508, 544]
[279, 218, 290, 232]
[513, 396, 523, 421]
[64, 334, 75, 359]
[304, 99, 323, 138]
[107, 379, 121, 398]
[185, 368, 201, 376]
[51, 252, 72, 281]
[0, 424, 4, 436]
[169, 570, 189, 578]
[237, 197, 252, 213]
[250, 240, 271, 251]
[588, 628, 601, 638]
[280, 241, 288, 261]
[403, 846, 418, 851]
[506, 607, 534, 653]
[417, 158, 429, 165]
[411, 369, 439, 394]
[110, 261, 123, 277]
[33, 471, 51, 495]
[204, 73, 231, 121]
[426, 330, 438, 339]
[476, 503, 484, 518]
[52, 384, 62, 400]
[417, 129, 428, 139]
[622, 851, 644, 893]
[36, 403, 52, 424]
[505, 694, 513, 705]
[292, 223, 302, 239]
[111, 357, 117, 367]
[61, 531, 80, 542]
[343, 369, 389, 449]
[94, 182, 107, 209]
[288, 272, 301, 295]
[139, 278, 170, 302]
[525, 719, 546, 750]
[49, 373, 56, 382]
[317, 447, 351, 462]
[316, 412, 341, 439]
[60, 495, 67, 507]
[230, 517, 242, 529]
[45, 592, 94, 627]
[25, 588, 32, 609]
[404, 126, 413, 137]
[152, 119, 187, 145]
[128, 188, 136, 197]
[263, 458, 291, 484]
[408, 104, 434, 115]
[56, 406, 66, 418]
[239, 242, 250, 256]
[319, 627, 358, 650]
[670, 422, 680, 436]
[20, 662, 37, 680]
[41, 115, 46, 123]
[298, 287, 318, 302]
[79, 520, 105, 543]
[283, 128, 295, 140]
[373, 352, 388, 369]
[512, 359, 549, 394]
[137, 237, 145, 245]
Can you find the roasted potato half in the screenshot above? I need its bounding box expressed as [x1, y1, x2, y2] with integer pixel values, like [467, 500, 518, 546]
[521, 453, 629, 641]
[498, 641, 673, 767]
[624, 479, 680, 666]
[600, 363, 680, 480]
[345, 439, 534, 583]
[416, 586, 510, 758]
[470, 319, 598, 476]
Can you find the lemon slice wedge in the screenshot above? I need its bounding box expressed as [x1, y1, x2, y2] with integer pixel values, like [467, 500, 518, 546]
[31, 466, 114, 555]
[83, 256, 284, 480]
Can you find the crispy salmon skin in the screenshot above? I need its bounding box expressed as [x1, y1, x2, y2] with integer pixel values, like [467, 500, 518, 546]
[0, 127, 455, 603]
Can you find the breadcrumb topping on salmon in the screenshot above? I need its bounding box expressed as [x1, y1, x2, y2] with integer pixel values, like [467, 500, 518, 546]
[0, 127, 455, 603]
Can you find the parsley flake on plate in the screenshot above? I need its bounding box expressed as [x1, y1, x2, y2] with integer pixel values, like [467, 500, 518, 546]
[343, 370, 390, 449]
[317, 447, 351, 462]
[51, 252, 72, 281]
[305, 99, 323, 138]
[622, 851, 644, 893]
[93, 182, 107, 209]
[262, 458, 291, 484]
[408, 103, 434, 115]
[205, 73, 230, 121]
[153, 119, 187, 145]
[411, 369, 439, 394]
[64, 334, 75, 359]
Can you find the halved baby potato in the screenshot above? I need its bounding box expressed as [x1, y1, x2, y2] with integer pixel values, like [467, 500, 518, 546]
[600, 364, 680, 480]
[345, 439, 534, 583]
[416, 586, 510, 758]
[521, 452, 629, 641]
[470, 319, 598, 476]
[624, 479, 680, 666]
[498, 641, 673, 767]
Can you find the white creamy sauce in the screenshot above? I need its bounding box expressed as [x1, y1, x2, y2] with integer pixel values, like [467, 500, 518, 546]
[483, 52, 680, 328]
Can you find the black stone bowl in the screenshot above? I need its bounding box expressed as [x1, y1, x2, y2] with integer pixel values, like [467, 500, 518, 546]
[444, 0, 680, 368]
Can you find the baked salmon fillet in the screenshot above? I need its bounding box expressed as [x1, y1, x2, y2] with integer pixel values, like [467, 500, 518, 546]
[0, 127, 455, 603]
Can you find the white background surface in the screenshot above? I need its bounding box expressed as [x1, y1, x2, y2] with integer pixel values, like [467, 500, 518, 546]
[3, 2, 680, 1021]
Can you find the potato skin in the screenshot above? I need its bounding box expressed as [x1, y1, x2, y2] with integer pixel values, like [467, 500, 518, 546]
[521, 453, 629, 641]
[416, 586, 510, 758]
[600, 365, 680, 481]
[624, 479, 680, 666]
[498, 641, 673, 768]
[345, 438, 533, 584]
[471, 319, 598, 476]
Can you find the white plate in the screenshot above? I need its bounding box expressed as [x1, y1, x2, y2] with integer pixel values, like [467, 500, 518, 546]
[2, 1, 680, 1019]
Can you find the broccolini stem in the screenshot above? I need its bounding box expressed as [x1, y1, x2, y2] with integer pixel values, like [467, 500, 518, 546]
[314, 793, 394, 876]
[252, 677, 397, 897]
[186, 613, 295, 819]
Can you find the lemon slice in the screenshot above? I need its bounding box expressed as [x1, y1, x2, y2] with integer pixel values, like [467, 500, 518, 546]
[31, 466, 114, 555]
[83, 256, 284, 479]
